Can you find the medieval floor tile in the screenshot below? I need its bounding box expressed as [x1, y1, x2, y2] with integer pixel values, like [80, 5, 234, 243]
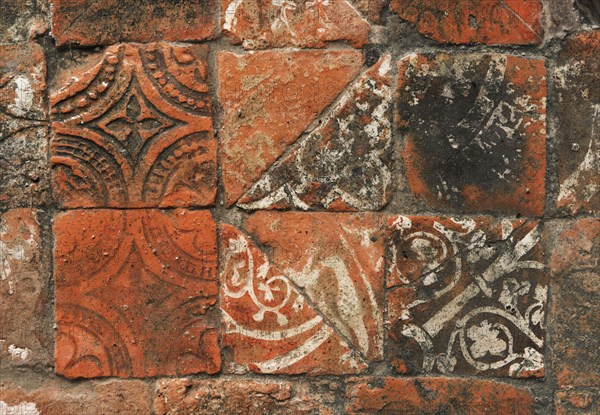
[0, 210, 52, 369]
[222, 0, 370, 49]
[50, 43, 217, 208]
[0, 0, 48, 44]
[0, 43, 49, 207]
[555, 388, 600, 415]
[390, 0, 543, 45]
[238, 54, 393, 211]
[218, 50, 364, 206]
[346, 377, 534, 414]
[220, 212, 385, 374]
[555, 32, 600, 214]
[396, 54, 546, 216]
[155, 378, 338, 414]
[54, 209, 220, 378]
[0, 378, 150, 415]
[386, 215, 547, 378]
[50, 0, 218, 46]
[546, 219, 600, 388]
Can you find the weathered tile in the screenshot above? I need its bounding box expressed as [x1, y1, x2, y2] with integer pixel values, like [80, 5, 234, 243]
[54, 209, 220, 378]
[0, 210, 51, 369]
[556, 388, 600, 415]
[387, 215, 547, 377]
[222, 0, 370, 48]
[350, 0, 386, 23]
[396, 54, 546, 216]
[555, 32, 600, 214]
[0, 378, 150, 415]
[547, 219, 600, 387]
[346, 377, 534, 414]
[219, 50, 364, 206]
[221, 212, 384, 374]
[575, 0, 600, 25]
[50, 0, 218, 46]
[155, 378, 338, 414]
[50, 43, 216, 208]
[0, 43, 49, 207]
[391, 0, 543, 44]
[238, 55, 393, 211]
[0, 0, 48, 44]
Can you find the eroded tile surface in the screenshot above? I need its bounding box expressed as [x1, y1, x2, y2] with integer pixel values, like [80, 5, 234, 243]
[0, 379, 151, 415]
[547, 219, 600, 388]
[350, 0, 386, 23]
[222, 0, 370, 48]
[220, 212, 385, 374]
[51, 0, 218, 46]
[397, 54, 546, 216]
[50, 43, 216, 208]
[556, 388, 600, 415]
[155, 378, 338, 414]
[387, 215, 547, 377]
[390, 0, 543, 44]
[555, 32, 600, 214]
[0, 210, 51, 369]
[238, 55, 393, 211]
[0, 0, 49, 43]
[54, 209, 220, 378]
[346, 377, 534, 414]
[219, 50, 364, 206]
[0, 43, 49, 207]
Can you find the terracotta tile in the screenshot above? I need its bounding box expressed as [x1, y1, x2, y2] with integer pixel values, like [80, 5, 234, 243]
[50, 0, 218, 46]
[391, 0, 543, 44]
[387, 215, 547, 377]
[546, 219, 600, 387]
[219, 50, 364, 206]
[350, 0, 386, 23]
[346, 377, 534, 414]
[556, 388, 600, 415]
[238, 55, 393, 211]
[222, 0, 370, 48]
[555, 32, 600, 214]
[0, 0, 48, 43]
[0, 378, 150, 415]
[396, 54, 546, 216]
[0, 43, 49, 207]
[0, 209, 51, 369]
[155, 378, 338, 414]
[50, 43, 216, 208]
[220, 212, 385, 374]
[54, 209, 220, 378]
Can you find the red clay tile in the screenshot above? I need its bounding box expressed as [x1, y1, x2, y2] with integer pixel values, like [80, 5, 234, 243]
[555, 32, 600, 214]
[346, 377, 534, 414]
[0, 43, 49, 206]
[54, 209, 220, 378]
[396, 54, 546, 216]
[387, 215, 547, 377]
[221, 212, 384, 374]
[219, 50, 364, 206]
[222, 0, 370, 48]
[50, 0, 218, 46]
[50, 43, 216, 208]
[391, 0, 543, 44]
[0, 209, 51, 369]
[238, 55, 393, 211]
[0, 378, 151, 415]
[556, 388, 600, 415]
[547, 219, 600, 387]
[155, 378, 338, 414]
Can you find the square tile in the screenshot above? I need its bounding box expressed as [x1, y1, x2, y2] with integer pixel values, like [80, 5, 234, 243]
[50, 43, 216, 208]
[220, 212, 384, 374]
[387, 215, 547, 377]
[54, 209, 220, 378]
